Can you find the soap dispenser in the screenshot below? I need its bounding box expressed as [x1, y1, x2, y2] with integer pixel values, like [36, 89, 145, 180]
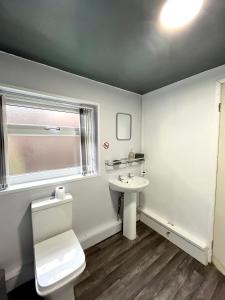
[128, 149, 135, 160]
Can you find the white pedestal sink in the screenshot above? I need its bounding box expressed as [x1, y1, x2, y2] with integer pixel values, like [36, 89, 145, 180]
[109, 176, 149, 240]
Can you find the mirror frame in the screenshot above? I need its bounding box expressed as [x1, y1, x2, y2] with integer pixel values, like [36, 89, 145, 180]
[116, 112, 132, 141]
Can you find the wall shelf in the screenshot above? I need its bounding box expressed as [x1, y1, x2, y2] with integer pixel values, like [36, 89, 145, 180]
[105, 158, 144, 167]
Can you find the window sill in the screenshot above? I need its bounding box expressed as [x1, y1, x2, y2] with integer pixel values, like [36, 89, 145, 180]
[0, 173, 99, 195]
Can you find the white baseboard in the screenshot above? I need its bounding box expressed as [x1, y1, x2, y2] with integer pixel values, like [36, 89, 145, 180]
[5, 219, 122, 292]
[137, 212, 140, 221]
[140, 208, 209, 265]
[212, 256, 225, 276]
[79, 219, 122, 249]
[5, 260, 34, 292]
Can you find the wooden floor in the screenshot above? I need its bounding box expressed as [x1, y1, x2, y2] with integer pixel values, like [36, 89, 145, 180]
[74, 222, 225, 300]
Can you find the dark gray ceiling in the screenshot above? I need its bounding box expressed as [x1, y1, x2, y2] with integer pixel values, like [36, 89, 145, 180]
[0, 0, 225, 94]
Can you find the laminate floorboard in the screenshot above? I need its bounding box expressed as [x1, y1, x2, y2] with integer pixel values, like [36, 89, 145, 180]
[74, 222, 225, 300]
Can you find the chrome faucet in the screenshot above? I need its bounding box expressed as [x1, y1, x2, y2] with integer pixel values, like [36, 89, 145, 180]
[118, 175, 123, 181]
[128, 173, 134, 178]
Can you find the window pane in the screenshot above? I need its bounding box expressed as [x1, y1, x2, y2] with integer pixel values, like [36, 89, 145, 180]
[8, 136, 81, 175]
[6, 105, 80, 127]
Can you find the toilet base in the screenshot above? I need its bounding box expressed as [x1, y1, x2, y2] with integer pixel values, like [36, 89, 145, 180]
[47, 284, 75, 300]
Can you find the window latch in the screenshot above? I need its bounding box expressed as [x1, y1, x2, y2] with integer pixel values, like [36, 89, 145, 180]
[44, 126, 61, 131]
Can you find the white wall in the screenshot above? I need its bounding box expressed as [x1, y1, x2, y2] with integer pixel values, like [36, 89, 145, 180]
[142, 64, 225, 254]
[0, 51, 141, 290]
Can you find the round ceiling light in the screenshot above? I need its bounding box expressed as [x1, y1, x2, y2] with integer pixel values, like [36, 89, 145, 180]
[160, 0, 203, 29]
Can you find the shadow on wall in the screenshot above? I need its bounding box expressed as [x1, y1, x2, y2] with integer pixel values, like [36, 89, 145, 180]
[109, 189, 123, 220]
[15, 206, 34, 288]
[139, 188, 148, 209]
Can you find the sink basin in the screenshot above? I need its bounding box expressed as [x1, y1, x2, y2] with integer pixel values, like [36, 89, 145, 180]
[109, 176, 149, 193]
[109, 176, 149, 240]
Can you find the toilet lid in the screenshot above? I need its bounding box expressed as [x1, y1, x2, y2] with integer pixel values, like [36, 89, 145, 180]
[34, 230, 85, 289]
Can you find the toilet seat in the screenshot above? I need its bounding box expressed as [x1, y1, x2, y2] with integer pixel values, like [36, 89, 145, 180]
[34, 230, 86, 296]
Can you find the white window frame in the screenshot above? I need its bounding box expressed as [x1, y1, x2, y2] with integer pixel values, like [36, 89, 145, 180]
[0, 86, 99, 187]
[7, 124, 80, 136]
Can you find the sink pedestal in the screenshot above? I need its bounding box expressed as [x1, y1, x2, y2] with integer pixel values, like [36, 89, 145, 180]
[123, 192, 137, 240]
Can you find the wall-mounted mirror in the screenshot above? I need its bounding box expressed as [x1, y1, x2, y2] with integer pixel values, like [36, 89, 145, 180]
[116, 113, 132, 140]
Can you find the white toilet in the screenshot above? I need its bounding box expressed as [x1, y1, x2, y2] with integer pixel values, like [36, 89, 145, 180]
[31, 193, 86, 300]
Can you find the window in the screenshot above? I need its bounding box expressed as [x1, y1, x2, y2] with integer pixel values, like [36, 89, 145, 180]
[0, 91, 98, 188]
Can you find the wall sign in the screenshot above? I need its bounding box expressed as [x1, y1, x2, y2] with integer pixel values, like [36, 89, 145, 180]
[103, 142, 110, 149]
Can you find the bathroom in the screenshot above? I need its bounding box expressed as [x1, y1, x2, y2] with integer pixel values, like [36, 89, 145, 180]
[0, 0, 225, 299]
